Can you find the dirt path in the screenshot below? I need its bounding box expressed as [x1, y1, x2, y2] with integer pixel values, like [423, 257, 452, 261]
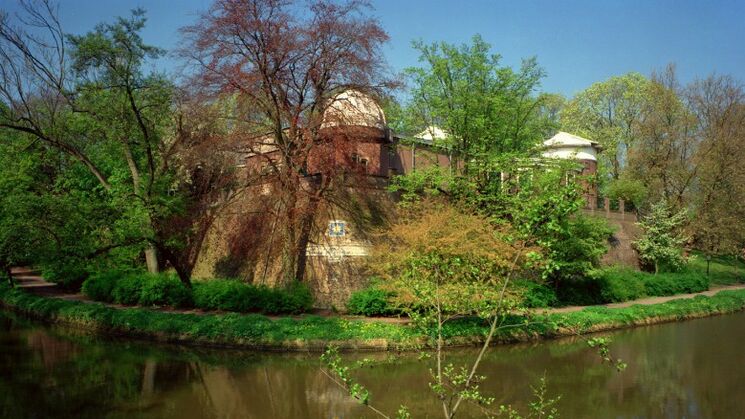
[11, 267, 745, 320]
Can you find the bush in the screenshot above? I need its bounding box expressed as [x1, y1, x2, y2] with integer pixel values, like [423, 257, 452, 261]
[514, 281, 558, 308]
[41, 259, 89, 290]
[193, 279, 263, 312]
[642, 271, 708, 296]
[549, 215, 615, 283]
[193, 279, 312, 314]
[111, 274, 146, 305]
[81, 271, 122, 303]
[138, 274, 193, 308]
[569, 268, 711, 305]
[347, 287, 398, 316]
[556, 276, 605, 306]
[82, 271, 313, 314]
[596, 268, 646, 303]
[262, 282, 313, 314]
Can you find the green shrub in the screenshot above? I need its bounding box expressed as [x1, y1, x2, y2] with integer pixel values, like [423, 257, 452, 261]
[81, 271, 313, 314]
[81, 271, 122, 303]
[138, 274, 193, 308]
[262, 282, 313, 314]
[41, 259, 89, 290]
[596, 268, 646, 303]
[193, 279, 312, 314]
[556, 276, 605, 306]
[112, 274, 145, 305]
[575, 268, 711, 305]
[642, 271, 708, 296]
[347, 287, 398, 316]
[193, 279, 262, 312]
[514, 281, 558, 308]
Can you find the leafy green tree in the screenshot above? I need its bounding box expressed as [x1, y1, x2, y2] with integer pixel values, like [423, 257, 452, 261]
[626, 66, 697, 207]
[403, 35, 547, 170]
[561, 72, 651, 180]
[604, 177, 648, 209]
[392, 36, 611, 287]
[367, 202, 543, 418]
[66, 9, 182, 276]
[0, 4, 234, 286]
[504, 167, 612, 285]
[634, 201, 688, 274]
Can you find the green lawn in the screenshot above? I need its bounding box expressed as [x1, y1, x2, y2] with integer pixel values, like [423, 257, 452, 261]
[688, 252, 745, 286]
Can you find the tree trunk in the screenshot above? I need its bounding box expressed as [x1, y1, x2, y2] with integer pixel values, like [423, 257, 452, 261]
[279, 185, 300, 286]
[156, 245, 192, 288]
[294, 198, 319, 283]
[123, 141, 159, 274]
[172, 261, 192, 288]
[145, 245, 159, 274]
[141, 360, 157, 397]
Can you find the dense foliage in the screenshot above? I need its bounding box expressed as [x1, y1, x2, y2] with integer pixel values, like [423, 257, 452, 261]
[634, 201, 688, 273]
[82, 273, 312, 314]
[563, 68, 745, 262]
[368, 203, 538, 319]
[558, 268, 709, 306]
[192, 279, 312, 315]
[514, 280, 558, 308]
[346, 286, 399, 316]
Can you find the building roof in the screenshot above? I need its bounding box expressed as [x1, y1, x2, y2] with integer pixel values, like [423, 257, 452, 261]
[543, 131, 600, 149]
[414, 126, 449, 144]
[322, 89, 386, 129]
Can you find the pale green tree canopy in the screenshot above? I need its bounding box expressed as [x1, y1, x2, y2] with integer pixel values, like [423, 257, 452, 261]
[560, 72, 651, 180]
[402, 35, 547, 162]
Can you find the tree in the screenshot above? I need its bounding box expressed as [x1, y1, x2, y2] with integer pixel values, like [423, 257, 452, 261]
[685, 74, 745, 258]
[356, 202, 543, 418]
[0, 2, 234, 286]
[561, 73, 651, 180]
[323, 201, 624, 418]
[66, 8, 176, 274]
[634, 201, 688, 274]
[403, 35, 547, 171]
[626, 65, 698, 207]
[180, 0, 392, 284]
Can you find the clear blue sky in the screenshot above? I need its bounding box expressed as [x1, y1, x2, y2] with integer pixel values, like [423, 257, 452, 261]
[4, 0, 744, 97]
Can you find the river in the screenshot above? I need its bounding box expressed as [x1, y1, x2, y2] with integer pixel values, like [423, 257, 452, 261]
[1, 310, 744, 418]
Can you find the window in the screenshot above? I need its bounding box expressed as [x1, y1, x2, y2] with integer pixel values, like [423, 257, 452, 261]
[350, 153, 368, 173]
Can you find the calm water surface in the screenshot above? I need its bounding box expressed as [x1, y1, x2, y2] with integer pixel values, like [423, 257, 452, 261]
[1, 310, 745, 419]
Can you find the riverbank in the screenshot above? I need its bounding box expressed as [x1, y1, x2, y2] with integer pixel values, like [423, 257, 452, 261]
[3, 283, 745, 351]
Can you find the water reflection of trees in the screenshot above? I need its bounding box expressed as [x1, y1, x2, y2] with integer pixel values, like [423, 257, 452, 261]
[2, 312, 745, 418]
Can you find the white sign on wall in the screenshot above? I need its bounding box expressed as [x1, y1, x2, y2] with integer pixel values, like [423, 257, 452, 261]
[328, 220, 346, 237]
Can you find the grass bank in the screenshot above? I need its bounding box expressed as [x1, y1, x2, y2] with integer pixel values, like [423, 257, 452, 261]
[688, 252, 745, 286]
[3, 284, 745, 351]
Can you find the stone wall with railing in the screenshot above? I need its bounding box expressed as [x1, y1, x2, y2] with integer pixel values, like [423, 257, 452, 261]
[583, 197, 640, 268]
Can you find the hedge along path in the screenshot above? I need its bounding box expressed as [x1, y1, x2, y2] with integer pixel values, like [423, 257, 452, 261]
[10, 270, 410, 324]
[14, 269, 745, 321]
[4, 278, 745, 352]
[547, 283, 745, 314]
